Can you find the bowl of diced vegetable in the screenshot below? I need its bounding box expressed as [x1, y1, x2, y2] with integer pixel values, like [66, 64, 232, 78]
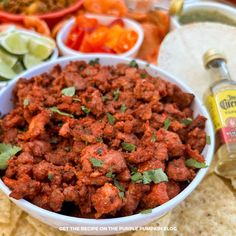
[0, 27, 58, 87]
[57, 14, 144, 58]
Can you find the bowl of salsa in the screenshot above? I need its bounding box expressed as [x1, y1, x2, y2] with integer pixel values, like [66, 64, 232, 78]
[57, 14, 144, 58]
[171, 1, 236, 29]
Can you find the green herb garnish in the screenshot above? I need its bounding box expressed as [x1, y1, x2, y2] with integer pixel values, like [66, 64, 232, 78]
[120, 104, 127, 113]
[113, 89, 120, 101]
[144, 169, 168, 184]
[106, 167, 116, 179]
[96, 137, 103, 143]
[0, 143, 21, 170]
[90, 157, 104, 167]
[185, 159, 208, 169]
[118, 191, 125, 199]
[48, 173, 54, 181]
[61, 86, 76, 97]
[181, 118, 193, 125]
[89, 58, 100, 66]
[81, 105, 90, 115]
[151, 133, 157, 142]
[121, 142, 136, 152]
[23, 98, 29, 107]
[206, 135, 211, 145]
[114, 179, 125, 192]
[50, 107, 74, 118]
[129, 60, 138, 68]
[131, 172, 143, 183]
[102, 95, 108, 102]
[140, 209, 152, 214]
[164, 118, 171, 130]
[141, 73, 147, 79]
[106, 113, 115, 125]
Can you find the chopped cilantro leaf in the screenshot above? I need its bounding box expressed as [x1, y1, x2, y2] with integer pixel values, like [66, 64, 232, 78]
[50, 107, 74, 118]
[23, 98, 29, 107]
[48, 173, 54, 181]
[113, 89, 120, 101]
[81, 105, 90, 115]
[61, 86, 76, 96]
[121, 142, 136, 152]
[129, 60, 139, 68]
[151, 133, 157, 142]
[89, 58, 100, 66]
[102, 95, 108, 102]
[0, 143, 21, 170]
[106, 168, 116, 179]
[89, 157, 104, 167]
[164, 118, 171, 130]
[181, 118, 193, 125]
[114, 179, 125, 192]
[119, 191, 125, 199]
[131, 172, 143, 183]
[106, 113, 115, 125]
[185, 159, 208, 169]
[141, 73, 147, 79]
[120, 104, 127, 113]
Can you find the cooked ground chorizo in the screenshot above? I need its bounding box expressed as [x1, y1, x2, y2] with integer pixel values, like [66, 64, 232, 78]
[0, 60, 208, 218]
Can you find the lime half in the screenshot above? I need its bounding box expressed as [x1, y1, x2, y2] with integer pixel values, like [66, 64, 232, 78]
[1, 32, 29, 55]
[0, 60, 17, 80]
[28, 38, 54, 60]
[23, 54, 42, 69]
[0, 47, 18, 68]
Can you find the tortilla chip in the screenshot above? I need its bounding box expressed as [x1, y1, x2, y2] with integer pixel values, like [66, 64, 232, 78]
[167, 174, 236, 236]
[34, 233, 45, 236]
[26, 215, 65, 236]
[11, 214, 36, 236]
[0, 190, 11, 223]
[0, 202, 22, 236]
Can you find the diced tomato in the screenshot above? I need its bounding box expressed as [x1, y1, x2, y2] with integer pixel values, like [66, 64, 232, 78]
[108, 18, 125, 27]
[79, 33, 93, 53]
[66, 26, 84, 50]
[91, 45, 116, 54]
[114, 30, 138, 54]
[87, 26, 109, 48]
[76, 14, 99, 32]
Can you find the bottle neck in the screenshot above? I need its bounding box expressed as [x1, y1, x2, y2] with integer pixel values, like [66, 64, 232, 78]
[207, 59, 232, 82]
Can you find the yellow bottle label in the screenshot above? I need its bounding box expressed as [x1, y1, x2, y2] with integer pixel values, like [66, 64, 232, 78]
[206, 90, 236, 144]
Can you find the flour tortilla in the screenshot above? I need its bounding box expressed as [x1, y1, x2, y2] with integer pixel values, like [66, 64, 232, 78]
[166, 174, 236, 236]
[158, 23, 236, 98]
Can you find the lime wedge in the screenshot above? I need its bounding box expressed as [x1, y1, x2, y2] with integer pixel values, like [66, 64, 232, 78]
[0, 59, 17, 80]
[23, 54, 42, 69]
[0, 47, 18, 68]
[1, 32, 29, 55]
[28, 38, 54, 60]
[12, 61, 25, 74]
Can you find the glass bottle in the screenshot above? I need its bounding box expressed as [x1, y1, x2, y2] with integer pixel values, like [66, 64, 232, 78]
[203, 49, 236, 178]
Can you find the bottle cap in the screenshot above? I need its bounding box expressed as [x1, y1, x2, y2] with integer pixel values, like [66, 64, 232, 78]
[169, 0, 184, 16]
[203, 49, 227, 68]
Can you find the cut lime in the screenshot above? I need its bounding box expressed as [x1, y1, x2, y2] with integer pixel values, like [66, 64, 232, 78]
[0, 47, 18, 68]
[23, 54, 42, 69]
[28, 38, 54, 60]
[0, 60, 17, 80]
[12, 61, 25, 74]
[1, 32, 29, 55]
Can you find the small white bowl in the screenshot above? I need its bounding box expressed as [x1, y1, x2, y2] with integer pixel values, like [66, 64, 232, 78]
[57, 14, 144, 58]
[171, 1, 236, 29]
[0, 54, 215, 235]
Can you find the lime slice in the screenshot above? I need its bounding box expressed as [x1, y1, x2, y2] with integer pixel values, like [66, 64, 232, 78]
[28, 38, 54, 60]
[23, 54, 42, 69]
[1, 32, 29, 55]
[0, 60, 17, 80]
[12, 61, 25, 74]
[0, 47, 18, 68]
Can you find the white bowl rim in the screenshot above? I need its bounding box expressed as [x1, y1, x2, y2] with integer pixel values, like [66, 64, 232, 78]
[172, 1, 236, 28]
[0, 54, 215, 225]
[56, 13, 144, 58]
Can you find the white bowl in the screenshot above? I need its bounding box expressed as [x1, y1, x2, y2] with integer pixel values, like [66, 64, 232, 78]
[57, 14, 144, 58]
[0, 54, 215, 235]
[171, 1, 236, 29]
